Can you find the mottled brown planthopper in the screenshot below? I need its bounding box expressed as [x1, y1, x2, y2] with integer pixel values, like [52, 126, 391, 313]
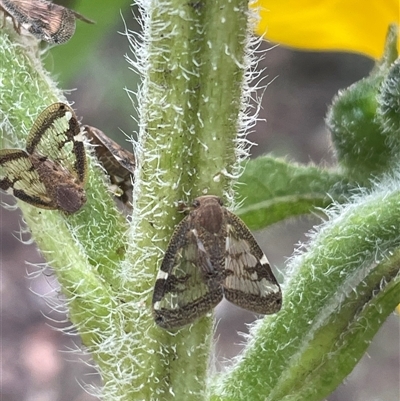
[152, 195, 282, 329]
[84, 125, 135, 205]
[0, 102, 87, 213]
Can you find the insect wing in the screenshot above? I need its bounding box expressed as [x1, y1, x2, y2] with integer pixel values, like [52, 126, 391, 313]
[85, 126, 135, 179]
[85, 125, 135, 204]
[152, 217, 223, 329]
[0, 0, 93, 44]
[223, 210, 282, 314]
[70, 9, 94, 25]
[0, 148, 53, 208]
[26, 103, 87, 184]
[0, 0, 32, 24]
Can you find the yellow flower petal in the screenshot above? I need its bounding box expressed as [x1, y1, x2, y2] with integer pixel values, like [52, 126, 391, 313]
[251, 0, 400, 59]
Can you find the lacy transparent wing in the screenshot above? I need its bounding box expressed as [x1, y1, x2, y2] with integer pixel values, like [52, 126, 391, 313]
[223, 209, 282, 314]
[26, 103, 87, 184]
[0, 148, 53, 208]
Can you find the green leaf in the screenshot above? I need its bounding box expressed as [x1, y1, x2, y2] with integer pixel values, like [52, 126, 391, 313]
[235, 156, 350, 230]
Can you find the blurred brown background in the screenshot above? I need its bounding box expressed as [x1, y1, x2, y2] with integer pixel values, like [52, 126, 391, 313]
[1, 2, 399, 401]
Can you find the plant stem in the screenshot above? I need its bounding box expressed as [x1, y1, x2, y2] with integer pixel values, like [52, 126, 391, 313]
[0, 26, 129, 391]
[123, 0, 252, 399]
[211, 174, 400, 401]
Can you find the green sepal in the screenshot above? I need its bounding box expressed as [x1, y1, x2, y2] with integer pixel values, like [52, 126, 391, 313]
[326, 25, 399, 184]
[377, 59, 400, 148]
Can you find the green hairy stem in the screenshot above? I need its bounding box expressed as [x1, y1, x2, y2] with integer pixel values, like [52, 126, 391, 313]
[212, 176, 400, 400]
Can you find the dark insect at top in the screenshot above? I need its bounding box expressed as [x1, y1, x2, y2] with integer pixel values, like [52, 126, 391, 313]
[0, 0, 94, 44]
[0, 102, 87, 213]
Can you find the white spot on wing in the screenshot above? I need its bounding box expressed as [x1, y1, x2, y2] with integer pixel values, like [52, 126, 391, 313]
[224, 276, 280, 296]
[74, 132, 85, 142]
[156, 270, 169, 280]
[192, 228, 207, 254]
[259, 278, 280, 296]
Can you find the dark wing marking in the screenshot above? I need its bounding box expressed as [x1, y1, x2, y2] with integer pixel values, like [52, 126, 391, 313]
[26, 102, 87, 184]
[222, 209, 282, 314]
[152, 217, 223, 329]
[0, 148, 53, 208]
